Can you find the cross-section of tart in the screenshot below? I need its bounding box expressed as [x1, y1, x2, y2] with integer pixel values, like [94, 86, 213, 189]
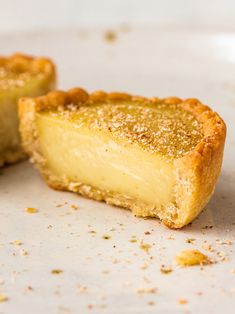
[18, 88, 226, 228]
[0, 53, 56, 167]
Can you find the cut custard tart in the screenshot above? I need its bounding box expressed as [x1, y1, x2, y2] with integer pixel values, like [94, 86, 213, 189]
[0, 53, 56, 167]
[18, 88, 226, 228]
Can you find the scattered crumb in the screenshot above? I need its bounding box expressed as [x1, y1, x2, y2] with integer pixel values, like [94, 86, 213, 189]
[104, 30, 117, 43]
[230, 269, 235, 274]
[102, 235, 111, 240]
[216, 239, 233, 245]
[129, 238, 137, 243]
[144, 231, 151, 235]
[178, 298, 188, 305]
[168, 234, 175, 240]
[137, 287, 157, 294]
[160, 265, 173, 274]
[186, 238, 196, 244]
[48, 224, 53, 229]
[175, 249, 211, 266]
[147, 301, 155, 306]
[77, 284, 88, 294]
[89, 230, 96, 235]
[10, 240, 22, 246]
[202, 243, 215, 252]
[139, 242, 151, 253]
[0, 294, 8, 302]
[202, 225, 213, 229]
[25, 207, 38, 214]
[20, 249, 29, 256]
[216, 251, 229, 262]
[140, 261, 149, 270]
[70, 204, 79, 210]
[51, 269, 63, 275]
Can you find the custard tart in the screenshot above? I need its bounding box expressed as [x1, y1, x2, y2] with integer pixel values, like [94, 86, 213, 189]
[0, 53, 56, 166]
[18, 88, 226, 228]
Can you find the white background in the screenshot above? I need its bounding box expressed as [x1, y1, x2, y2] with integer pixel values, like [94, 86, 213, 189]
[0, 0, 235, 32]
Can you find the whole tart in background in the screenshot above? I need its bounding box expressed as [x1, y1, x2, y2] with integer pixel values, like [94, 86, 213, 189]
[18, 88, 226, 228]
[0, 53, 56, 167]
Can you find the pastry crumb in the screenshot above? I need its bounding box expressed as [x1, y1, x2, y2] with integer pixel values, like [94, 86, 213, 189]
[102, 234, 111, 240]
[89, 230, 96, 235]
[175, 249, 211, 266]
[129, 238, 137, 243]
[20, 249, 29, 256]
[147, 301, 155, 306]
[10, 240, 22, 246]
[137, 287, 157, 294]
[202, 243, 215, 252]
[0, 294, 8, 302]
[25, 207, 38, 214]
[104, 30, 117, 42]
[51, 269, 63, 275]
[140, 261, 149, 270]
[178, 298, 188, 305]
[77, 284, 88, 294]
[160, 265, 173, 274]
[70, 204, 79, 210]
[139, 242, 151, 253]
[216, 239, 233, 245]
[186, 238, 195, 244]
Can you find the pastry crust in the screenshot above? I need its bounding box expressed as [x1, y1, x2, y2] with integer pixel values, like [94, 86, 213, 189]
[18, 88, 226, 228]
[0, 53, 56, 80]
[0, 53, 56, 167]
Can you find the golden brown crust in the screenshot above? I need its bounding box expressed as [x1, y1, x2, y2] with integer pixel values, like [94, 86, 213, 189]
[0, 53, 56, 79]
[18, 88, 226, 228]
[0, 53, 56, 167]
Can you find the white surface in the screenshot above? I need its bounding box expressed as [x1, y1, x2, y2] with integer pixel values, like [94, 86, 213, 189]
[1, 0, 235, 31]
[0, 27, 235, 314]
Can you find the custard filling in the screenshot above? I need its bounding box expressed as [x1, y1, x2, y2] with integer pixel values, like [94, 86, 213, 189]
[36, 102, 202, 208]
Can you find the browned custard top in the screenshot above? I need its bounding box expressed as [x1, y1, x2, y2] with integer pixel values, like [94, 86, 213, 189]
[0, 66, 40, 90]
[44, 101, 203, 158]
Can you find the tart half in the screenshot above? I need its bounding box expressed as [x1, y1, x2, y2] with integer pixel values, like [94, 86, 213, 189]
[0, 53, 56, 167]
[18, 88, 226, 228]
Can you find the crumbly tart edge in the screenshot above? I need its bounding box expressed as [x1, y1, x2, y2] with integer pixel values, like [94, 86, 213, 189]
[0, 53, 56, 167]
[18, 88, 226, 229]
[0, 53, 56, 79]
